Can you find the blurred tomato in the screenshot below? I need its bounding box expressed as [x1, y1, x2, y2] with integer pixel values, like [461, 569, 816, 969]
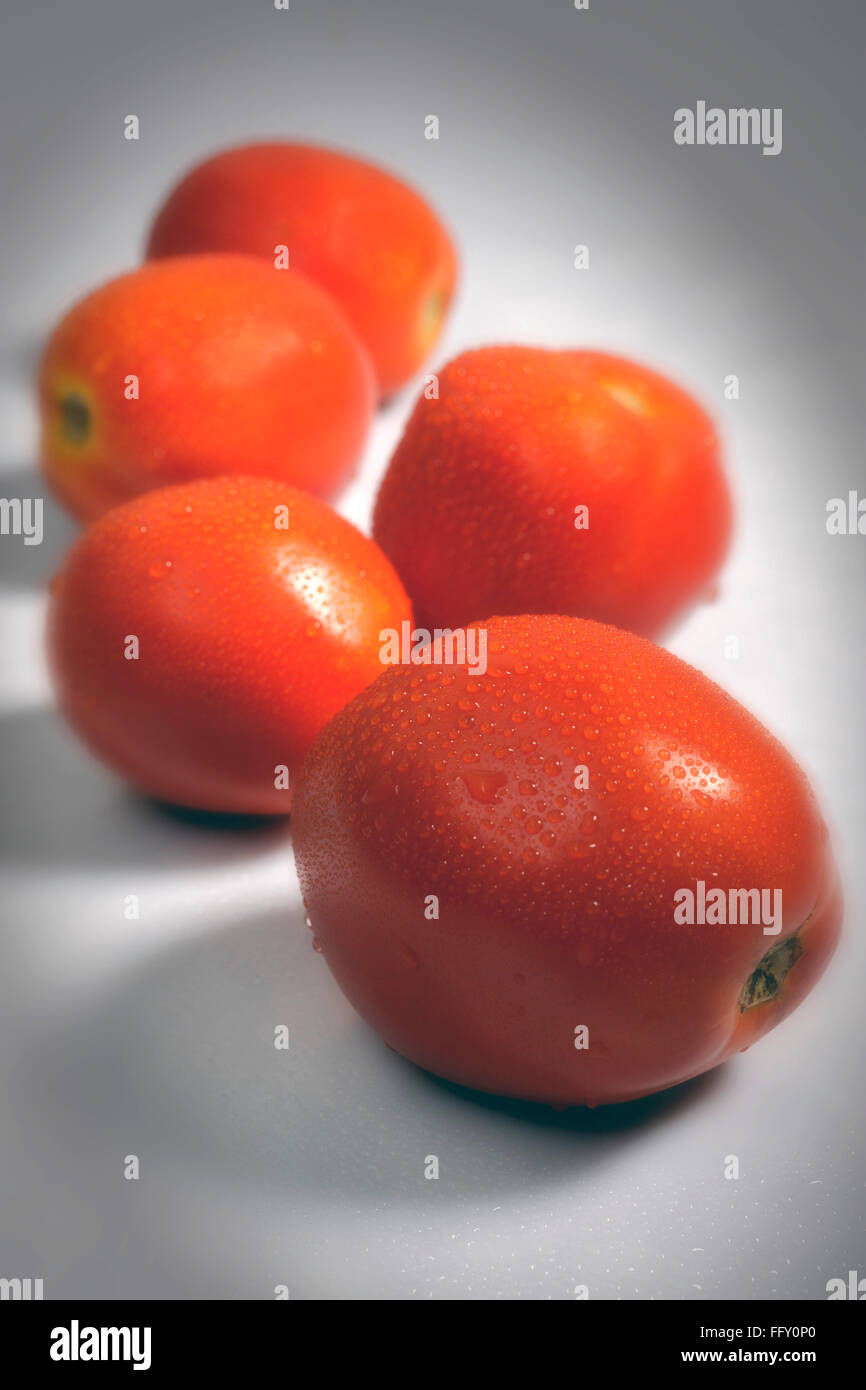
[39, 255, 374, 521]
[147, 142, 457, 398]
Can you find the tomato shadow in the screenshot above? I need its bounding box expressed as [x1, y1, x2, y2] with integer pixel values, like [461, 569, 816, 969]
[417, 1061, 729, 1133]
[18, 898, 735, 1213]
[152, 800, 284, 834]
[0, 704, 288, 871]
[0, 463, 78, 592]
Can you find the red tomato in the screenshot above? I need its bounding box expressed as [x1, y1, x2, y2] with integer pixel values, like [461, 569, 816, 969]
[39, 255, 374, 522]
[49, 476, 411, 815]
[292, 615, 840, 1106]
[146, 143, 458, 399]
[373, 347, 732, 638]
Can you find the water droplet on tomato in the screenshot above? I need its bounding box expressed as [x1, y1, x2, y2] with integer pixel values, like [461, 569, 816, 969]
[454, 766, 506, 804]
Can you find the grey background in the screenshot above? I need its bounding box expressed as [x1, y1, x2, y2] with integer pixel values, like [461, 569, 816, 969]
[0, 0, 863, 1299]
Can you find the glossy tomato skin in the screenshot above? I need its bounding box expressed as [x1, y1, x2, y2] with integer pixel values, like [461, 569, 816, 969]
[49, 476, 411, 815]
[39, 255, 374, 522]
[146, 143, 458, 399]
[373, 347, 732, 638]
[292, 615, 840, 1106]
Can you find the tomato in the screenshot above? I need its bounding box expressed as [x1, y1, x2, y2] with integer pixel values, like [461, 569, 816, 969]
[49, 476, 411, 815]
[39, 255, 374, 522]
[292, 614, 840, 1106]
[373, 347, 732, 638]
[146, 142, 458, 398]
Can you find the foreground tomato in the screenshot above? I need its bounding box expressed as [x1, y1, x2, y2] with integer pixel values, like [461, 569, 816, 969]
[49, 477, 411, 814]
[373, 347, 732, 637]
[146, 142, 458, 398]
[39, 255, 374, 522]
[292, 615, 840, 1105]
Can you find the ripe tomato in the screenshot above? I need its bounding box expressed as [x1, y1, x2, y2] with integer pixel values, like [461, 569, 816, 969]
[39, 254, 374, 522]
[373, 347, 732, 638]
[146, 142, 458, 398]
[49, 476, 411, 815]
[292, 614, 840, 1106]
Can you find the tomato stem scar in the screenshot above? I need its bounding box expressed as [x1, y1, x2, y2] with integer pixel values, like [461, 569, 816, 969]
[421, 288, 446, 341]
[59, 393, 91, 446]
[738, 927, 804, 1012]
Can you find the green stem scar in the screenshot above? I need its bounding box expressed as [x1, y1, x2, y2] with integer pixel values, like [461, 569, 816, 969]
[421, 289, 447, 340]
[738, 927, 804, 1012]
[59, 393, 91, 446]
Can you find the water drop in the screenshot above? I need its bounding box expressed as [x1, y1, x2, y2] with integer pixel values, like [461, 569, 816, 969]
[459, 769, 508, 803]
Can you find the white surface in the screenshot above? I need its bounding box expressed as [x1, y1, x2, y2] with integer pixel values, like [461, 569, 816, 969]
[1, 0, 864, 1299]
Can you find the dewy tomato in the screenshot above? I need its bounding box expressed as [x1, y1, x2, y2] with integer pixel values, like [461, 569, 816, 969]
[49, 476, 411, 815]
[292, 615, 841, 1106]
[373, 347, 732, 638]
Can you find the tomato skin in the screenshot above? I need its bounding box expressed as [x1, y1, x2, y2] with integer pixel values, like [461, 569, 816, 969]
[146, 143, 458, 399]
[373, 347, 732, 638]
[49, 476, 411, 815]
[39, 255, 374, 522]
[292, 615, 840, 1106]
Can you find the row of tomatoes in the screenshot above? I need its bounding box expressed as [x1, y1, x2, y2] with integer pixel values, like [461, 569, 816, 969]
[42, 141, 840, 1107]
